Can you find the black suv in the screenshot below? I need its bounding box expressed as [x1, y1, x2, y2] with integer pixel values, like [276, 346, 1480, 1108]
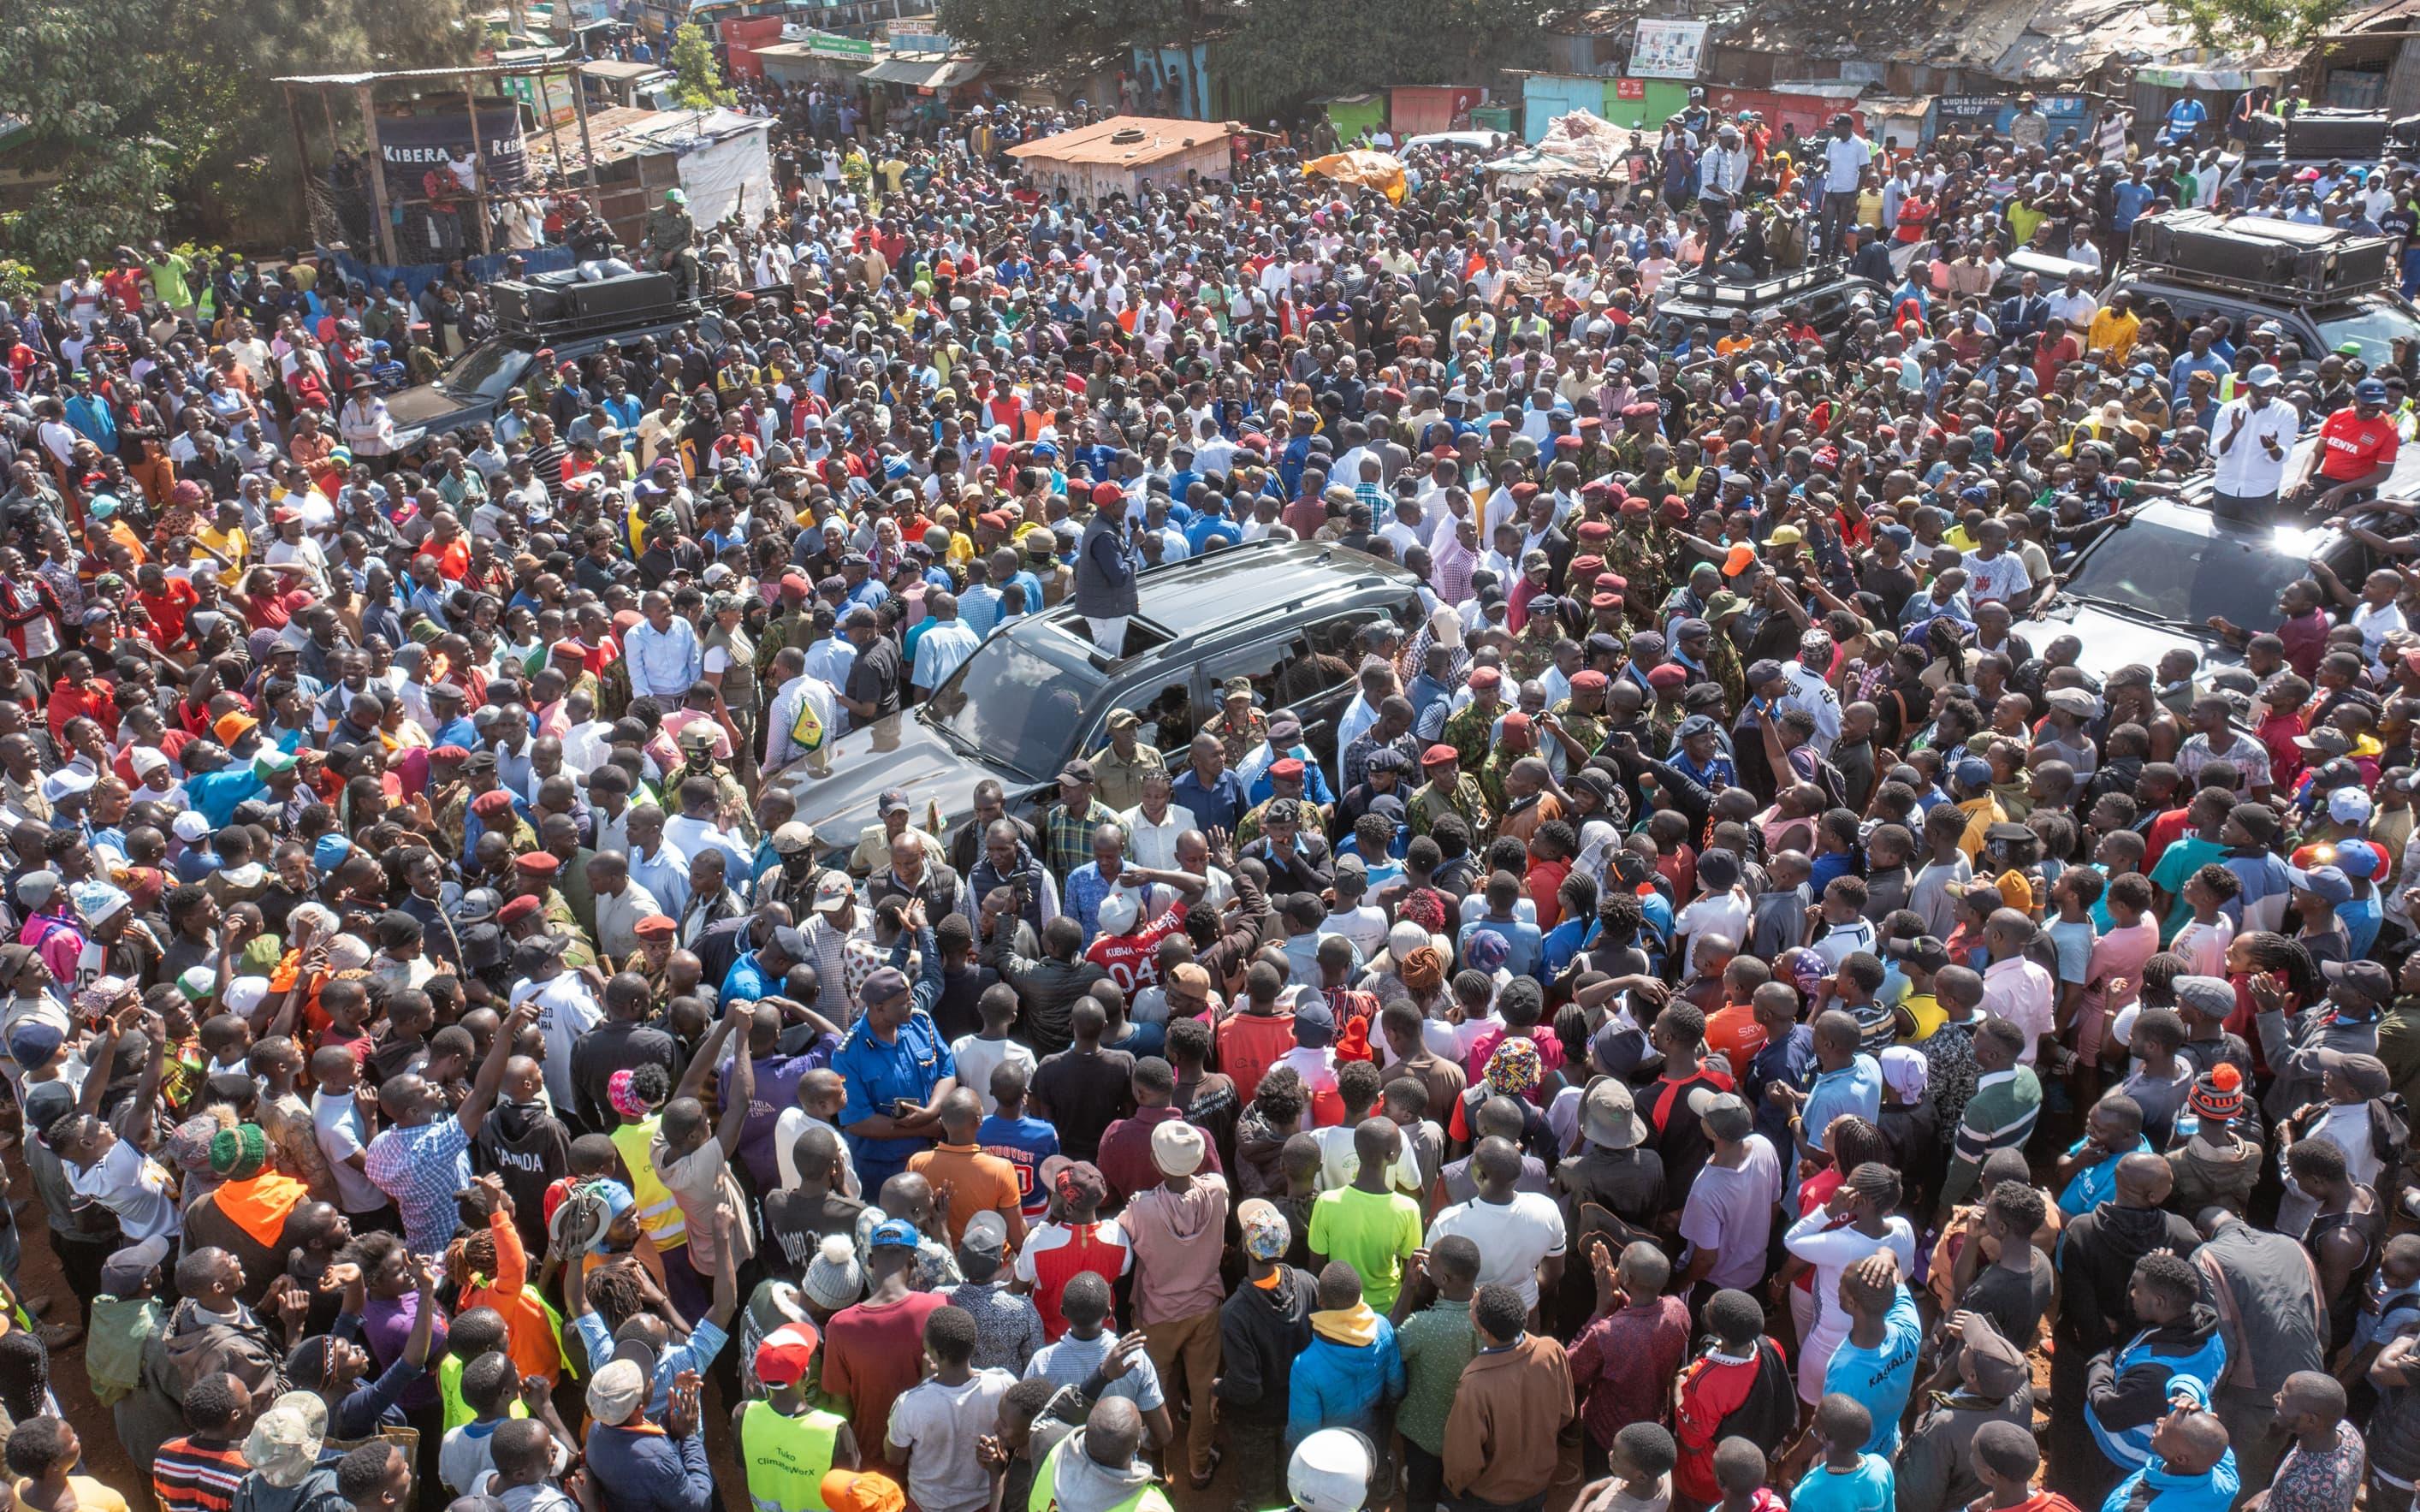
[781, 541, 1428, 859]
[383, 297, 727, 453]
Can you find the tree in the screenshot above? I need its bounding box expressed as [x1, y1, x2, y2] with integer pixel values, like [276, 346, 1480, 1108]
[2164, 0, 2344, 47]
[669, 22, 736, 112]
[0, 0, 486, 264]
[934, 0, 1180, 87]
[0, 0, 187, 269]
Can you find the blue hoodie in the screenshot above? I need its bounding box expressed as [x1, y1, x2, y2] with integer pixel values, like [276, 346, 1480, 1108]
[1286, 1305, 1405, 1450]
[2100, 1451, 2239, 1512]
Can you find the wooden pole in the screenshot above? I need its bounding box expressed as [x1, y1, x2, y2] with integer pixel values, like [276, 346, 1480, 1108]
[357, 84, 401, 266]
[543, 62, 572, 194]
[572, 62, 602, 193]
[282, 86, 322, 246]
[463, 74, 493, 256]
[317, 91, 346, 249]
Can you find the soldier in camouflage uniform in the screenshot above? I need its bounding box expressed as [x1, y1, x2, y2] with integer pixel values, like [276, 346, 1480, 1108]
[1408, 745, 1493, 840]
[646, 187, 699, 300]
[1545, 670, 1610, 772]
[1505, 603, 1563, 687]
[1475, 713, 1545, 814]
[1202, 679, 1270, 769]
[1609, 499, 1672, 611]
[1605, 401, 1663, 473]
[1438, 667, 1507, 776]
[1704, 595, 1751, 710]
[669, 726, 758, 844]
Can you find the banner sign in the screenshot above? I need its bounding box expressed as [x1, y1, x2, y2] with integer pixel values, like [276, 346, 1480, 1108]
[1630, 18, 1708, 80]
[1936, 94, 2008, 127]
[377, 109, 530, 200]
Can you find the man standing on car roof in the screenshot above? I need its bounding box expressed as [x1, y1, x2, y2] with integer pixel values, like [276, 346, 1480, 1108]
[2210, 363, 2298, 526]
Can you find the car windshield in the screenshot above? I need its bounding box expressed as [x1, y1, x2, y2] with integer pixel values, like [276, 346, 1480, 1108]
[917, 627, 1103, 780]
[2316, 302, 2420, 365]
[441, 341, 532, 402]
[2061, 512, 2316, 626]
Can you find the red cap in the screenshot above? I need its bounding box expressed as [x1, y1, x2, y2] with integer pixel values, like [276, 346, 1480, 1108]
[1421, 744, 1459, 766]
[1090, 481, 1124, 507]
[1468, 667, 1503, 690]
[498, 895, 544, 925]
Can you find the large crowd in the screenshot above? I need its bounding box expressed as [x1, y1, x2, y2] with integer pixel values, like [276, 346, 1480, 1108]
[0, 56, 2417, 1512]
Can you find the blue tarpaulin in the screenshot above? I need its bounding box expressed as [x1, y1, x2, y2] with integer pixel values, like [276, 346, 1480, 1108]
[327, 242, 576, 299]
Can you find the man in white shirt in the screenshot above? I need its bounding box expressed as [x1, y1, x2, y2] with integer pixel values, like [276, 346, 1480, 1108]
[2044, 267, 2100, 328]
[1818, 115, 1871, 256]
[2210, 364, 2298, 525]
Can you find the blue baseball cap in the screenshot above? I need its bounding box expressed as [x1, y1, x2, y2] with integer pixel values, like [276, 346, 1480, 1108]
[868, 1218, 921, 1251]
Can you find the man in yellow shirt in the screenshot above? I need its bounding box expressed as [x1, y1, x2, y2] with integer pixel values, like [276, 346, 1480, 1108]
[193, 498, 251, 587]
[2086, 288, 2142, 365]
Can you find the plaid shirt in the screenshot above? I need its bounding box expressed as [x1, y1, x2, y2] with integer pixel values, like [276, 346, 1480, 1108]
[1043, 799, 1116, 884]
[363, 1116, 472, 1255]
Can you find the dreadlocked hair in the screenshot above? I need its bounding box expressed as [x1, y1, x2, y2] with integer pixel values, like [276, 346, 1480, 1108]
[585, 1264, 651, 1331]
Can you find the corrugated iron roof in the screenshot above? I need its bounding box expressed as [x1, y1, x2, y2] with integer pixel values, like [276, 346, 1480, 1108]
[1005, 115, 1238, 167]
[1713, 0, 2298, 77]
[858, 55, 982, 87]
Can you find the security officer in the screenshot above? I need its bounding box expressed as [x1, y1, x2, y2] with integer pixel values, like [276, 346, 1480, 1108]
[647, 187, 699, 299]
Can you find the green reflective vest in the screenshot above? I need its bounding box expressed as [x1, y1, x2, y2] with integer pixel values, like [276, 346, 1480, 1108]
[739, 1400, 844, 1512]
[1027, 1440, 1177, 1512]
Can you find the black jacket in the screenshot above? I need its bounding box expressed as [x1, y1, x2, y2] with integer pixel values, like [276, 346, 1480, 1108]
[1218, 1264, 1319, 1423]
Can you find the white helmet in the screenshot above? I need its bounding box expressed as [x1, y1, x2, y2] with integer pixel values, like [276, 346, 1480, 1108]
[1289, 1431, 1375, 1512]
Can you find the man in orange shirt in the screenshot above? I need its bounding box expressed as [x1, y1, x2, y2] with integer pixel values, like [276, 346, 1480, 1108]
[906, 1087, 1026, 1250]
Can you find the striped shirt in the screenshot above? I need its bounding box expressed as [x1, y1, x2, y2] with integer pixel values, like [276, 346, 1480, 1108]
[153, 1436, 250, 1512]
[1942, 1066, 2043, 1209]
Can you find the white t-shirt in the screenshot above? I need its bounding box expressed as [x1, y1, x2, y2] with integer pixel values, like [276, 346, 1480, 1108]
[508, 972, 602, 1113]
[1425, 1191, 1568, 1308]
[70, 1135, 180, 1242]
[1309, 1122, 1424, 1196]
[890, 1369, 1018, 1512]
[951, 1033, 1039, 1117]
[312, 1088, 391, 1213]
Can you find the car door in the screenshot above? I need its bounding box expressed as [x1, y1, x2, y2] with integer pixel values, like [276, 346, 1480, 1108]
[1071, 668, 1205, 769]
[1271, 601, 1395, 762]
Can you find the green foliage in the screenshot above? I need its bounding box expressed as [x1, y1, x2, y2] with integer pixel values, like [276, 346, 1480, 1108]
[2163, 0, 2345, 47]
[934, 0, 1552, 111]
[0, 259, 39, 305]
[0, 0, 486, 269]
[670, 23, 736, 111]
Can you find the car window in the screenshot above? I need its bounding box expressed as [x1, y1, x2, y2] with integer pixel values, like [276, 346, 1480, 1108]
[2316, 302, 2420, 366]
[920, 631, 1105, 781]
[1201, 637, 1294, 714]
[2062, 513, 2320, 626]
[442, 342, 531, 402]
[1084, 676, 1198, 759]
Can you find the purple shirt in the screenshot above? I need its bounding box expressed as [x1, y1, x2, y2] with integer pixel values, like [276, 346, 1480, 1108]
[362, 1291, 446, 1410]
[721, 1040, 838, 1190]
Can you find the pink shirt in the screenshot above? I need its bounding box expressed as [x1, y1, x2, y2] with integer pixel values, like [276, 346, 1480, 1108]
[2081, 916, 2160, 1019]
[1120, 1178, 1232, 1325]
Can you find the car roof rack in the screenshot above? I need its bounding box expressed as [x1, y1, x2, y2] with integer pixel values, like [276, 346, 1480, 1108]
[2126, 210, 2395, 305]
[1658, 264, 1870, 314]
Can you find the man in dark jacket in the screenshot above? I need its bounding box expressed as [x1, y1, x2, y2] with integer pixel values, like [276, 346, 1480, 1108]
[1219, 1197, 1320, 1512]
[982, 909, 1107, 1058]
[2192, 1207, 2328, 1492]
[1893, 1313, 2033, 1512]
[1074, 489, 1138, 654]
[2049, 1153, 2202, 1502]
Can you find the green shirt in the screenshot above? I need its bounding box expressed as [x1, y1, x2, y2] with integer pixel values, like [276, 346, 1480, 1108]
[1393, 1299, 1478, 1454]
[146, 253, 193, 309]
[2149, 833, 2226, 942]
[1307, 1184, 1421, 1313]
